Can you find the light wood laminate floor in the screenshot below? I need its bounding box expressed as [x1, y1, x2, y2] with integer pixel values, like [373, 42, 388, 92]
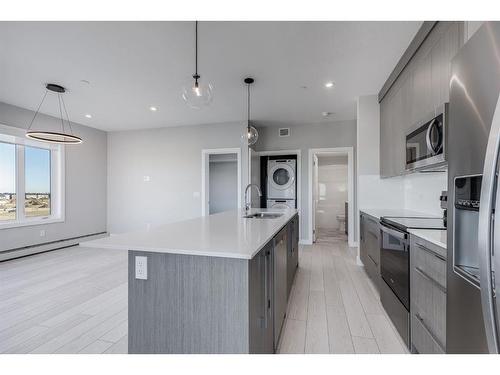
[0, 233, 407, 354]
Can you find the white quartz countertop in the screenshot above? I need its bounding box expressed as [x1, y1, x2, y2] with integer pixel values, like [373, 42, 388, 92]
[82, 208, 298, 260]
[408, 229, 447, 249]
[359, 208, 441, 220]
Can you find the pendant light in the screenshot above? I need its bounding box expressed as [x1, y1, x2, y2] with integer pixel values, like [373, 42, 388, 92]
[182, 21, 214, 109]
[244, 77, 258, 146]
[26, 83, 82, 144]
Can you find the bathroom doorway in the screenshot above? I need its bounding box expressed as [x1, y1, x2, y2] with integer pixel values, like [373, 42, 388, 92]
[308, 147, 354, 246]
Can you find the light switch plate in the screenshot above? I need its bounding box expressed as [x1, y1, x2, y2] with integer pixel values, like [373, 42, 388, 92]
[135, 256, 148, 280]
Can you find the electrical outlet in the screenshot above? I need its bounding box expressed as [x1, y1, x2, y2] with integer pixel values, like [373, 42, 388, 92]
[135, 256, 148, 280]
[143, 175, 151, 182]
[39, 230, 46, 237]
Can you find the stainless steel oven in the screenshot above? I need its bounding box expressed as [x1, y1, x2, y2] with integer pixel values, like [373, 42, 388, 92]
[406, 103, 447, 171]
[380, 221, 410, 348]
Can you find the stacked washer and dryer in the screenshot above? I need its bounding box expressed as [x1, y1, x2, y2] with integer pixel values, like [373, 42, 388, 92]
[266, 159, 296, 210]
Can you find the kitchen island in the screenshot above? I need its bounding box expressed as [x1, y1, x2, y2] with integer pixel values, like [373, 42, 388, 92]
[84, 209, 299, 354]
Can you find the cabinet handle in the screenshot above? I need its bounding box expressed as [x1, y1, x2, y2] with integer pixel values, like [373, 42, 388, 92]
[416, 242, 446, 261]
[415, 266, 446, 293]
[367, 253, 378, 266]
[414, 312, 445, 352]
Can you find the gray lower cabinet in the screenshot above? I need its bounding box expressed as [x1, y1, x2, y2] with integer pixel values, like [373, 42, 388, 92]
[359, 212, 381, 290]
[249, 241, 274, 353]
[286, 214, 299, 297]
[410, 234, 447, 354]
[273, 227, 288, 349]
[128, 217, 298, 354]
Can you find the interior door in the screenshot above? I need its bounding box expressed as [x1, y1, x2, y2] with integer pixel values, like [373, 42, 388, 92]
[249, 147, 261, 208]
[312, 154, 319, 242]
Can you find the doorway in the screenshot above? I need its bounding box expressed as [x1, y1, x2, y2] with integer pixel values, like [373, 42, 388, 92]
[308, 147, 354, 246]
[249, 148, 302, 238]
[201, 148, 242, 216]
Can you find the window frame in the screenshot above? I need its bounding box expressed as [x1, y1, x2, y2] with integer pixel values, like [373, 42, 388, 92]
[0, 124, 65, 229]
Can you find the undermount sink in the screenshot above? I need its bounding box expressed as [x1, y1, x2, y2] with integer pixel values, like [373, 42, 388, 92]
[243, 212, 283, 219]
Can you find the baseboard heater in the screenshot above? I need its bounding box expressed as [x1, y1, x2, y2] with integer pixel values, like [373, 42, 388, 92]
[0, 232, 108, 262]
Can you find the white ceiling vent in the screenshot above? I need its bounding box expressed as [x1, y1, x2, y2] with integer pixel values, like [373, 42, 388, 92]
[279, 128, 290, 137]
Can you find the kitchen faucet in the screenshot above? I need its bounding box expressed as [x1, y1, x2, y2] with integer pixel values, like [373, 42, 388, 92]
[244, 184, 262, 214]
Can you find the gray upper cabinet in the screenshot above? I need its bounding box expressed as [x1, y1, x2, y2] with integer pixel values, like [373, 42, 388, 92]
[380, 22, 463, 178]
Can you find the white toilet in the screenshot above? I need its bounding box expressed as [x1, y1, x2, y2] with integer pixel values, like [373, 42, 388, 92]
[336, 214, 346, 232]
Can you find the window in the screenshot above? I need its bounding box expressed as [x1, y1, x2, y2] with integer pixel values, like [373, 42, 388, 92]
[25, 146, 51, 218]
[0, 125, 64, 229]
[0, 142, 16, 221]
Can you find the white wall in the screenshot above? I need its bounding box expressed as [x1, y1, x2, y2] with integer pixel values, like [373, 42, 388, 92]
[209, 159, 238, 214]
[316, 157, 348, 231]
[0, 102, 107, 252]
[255, 120, 357, 241]
[107, 122, 248, 234]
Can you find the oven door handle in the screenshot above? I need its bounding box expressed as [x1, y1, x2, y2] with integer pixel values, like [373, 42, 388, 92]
[380, 224, 407, 240]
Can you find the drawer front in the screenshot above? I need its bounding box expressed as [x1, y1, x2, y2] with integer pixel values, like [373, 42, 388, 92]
[365, 255, 380, 290]
[411, 260, 446, 348]
[411, 313, 445, 354]
[364, 214, 380, 266]
[412, 239, 447, 289]
[413, 236, 446, 260]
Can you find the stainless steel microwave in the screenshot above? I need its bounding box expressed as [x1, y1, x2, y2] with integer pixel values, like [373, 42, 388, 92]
[405, 103, 447, 171]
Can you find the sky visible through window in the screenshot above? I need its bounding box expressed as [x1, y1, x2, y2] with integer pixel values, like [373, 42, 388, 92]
[0, 143, 51, 193]
[0, 142, 15, 193]
[25, 146, 50, 193]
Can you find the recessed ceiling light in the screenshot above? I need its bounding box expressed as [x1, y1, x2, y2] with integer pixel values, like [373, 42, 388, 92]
[149, 106, 158, 112]
[85, 114, 92, 119]
[322, 111, 335, 117]
[325, 82, 334, 88]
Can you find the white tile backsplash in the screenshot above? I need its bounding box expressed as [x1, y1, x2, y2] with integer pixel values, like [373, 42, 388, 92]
[403, 172, 447, 216]
[358, 172, 447, 217]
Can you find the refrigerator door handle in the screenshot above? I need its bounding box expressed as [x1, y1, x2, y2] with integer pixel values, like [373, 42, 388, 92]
[479, 95, 500, 353]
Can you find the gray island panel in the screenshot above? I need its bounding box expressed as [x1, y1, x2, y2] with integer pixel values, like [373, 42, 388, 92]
[128, 251, 249, 354]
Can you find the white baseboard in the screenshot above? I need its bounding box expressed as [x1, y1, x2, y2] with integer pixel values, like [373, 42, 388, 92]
[299, 239, 313, 245]
[356, 255, 364, 267]
[0, 232, 107, 262]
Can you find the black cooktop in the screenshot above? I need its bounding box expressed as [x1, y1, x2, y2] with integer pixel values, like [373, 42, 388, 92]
[380, 216, 446, 232]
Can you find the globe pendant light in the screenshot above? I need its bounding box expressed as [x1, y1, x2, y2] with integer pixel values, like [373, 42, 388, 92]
[182, 21, 214, 109]
[26, 83, 82, 144]
[244, 77, 258, 146]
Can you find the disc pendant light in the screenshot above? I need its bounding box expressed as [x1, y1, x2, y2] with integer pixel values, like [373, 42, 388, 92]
[26, 83, 82, 144]
[182, 21, 214, 109]
[244, 77, 258, 146]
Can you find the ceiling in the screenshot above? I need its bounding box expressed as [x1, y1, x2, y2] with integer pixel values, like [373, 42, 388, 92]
[0, 21, 421, 131]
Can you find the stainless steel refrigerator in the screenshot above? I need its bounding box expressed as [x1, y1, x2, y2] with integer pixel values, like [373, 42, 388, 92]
[447, 21, 500, 353]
